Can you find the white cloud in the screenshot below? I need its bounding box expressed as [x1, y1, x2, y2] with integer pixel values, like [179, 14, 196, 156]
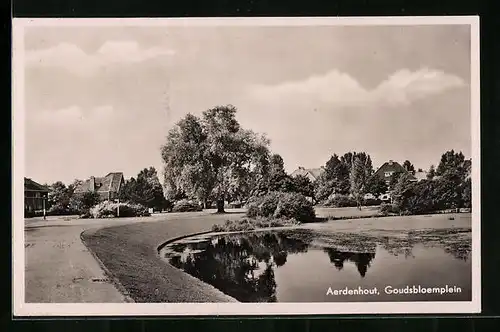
[25, 41, 175, 76]
[247, 68, 466, 109]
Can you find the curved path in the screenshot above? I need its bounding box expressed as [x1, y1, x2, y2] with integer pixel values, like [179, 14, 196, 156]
[24, 210, 243, 303]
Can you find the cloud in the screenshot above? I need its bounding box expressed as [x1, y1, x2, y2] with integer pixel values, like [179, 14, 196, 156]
[25, 41, 175, 76]
[247, 68, 466, 109]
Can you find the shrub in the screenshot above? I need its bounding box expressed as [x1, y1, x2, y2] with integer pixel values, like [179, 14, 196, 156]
[246, 192, 316, 223]
[324, 194, 358, 208]
[47, 205, 78, 216]
[172, 199, 203, 212]
[273, 192, 316, 222]
[379, 203, 400, 216]
[211, 217, 300, 232]
[363, 198, 382, 206]
[90, 201, 150, 218]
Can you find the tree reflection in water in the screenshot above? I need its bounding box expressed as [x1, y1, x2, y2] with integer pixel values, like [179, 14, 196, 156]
[167, 231, 312, 302]
[323, 249, 376, 277]
[165, 229, 470, 302]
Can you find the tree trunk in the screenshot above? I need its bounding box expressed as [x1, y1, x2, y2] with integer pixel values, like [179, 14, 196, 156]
[216, 199, 225, 213]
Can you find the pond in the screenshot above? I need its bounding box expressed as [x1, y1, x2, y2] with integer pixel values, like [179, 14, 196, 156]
[159, 228, 471, 302]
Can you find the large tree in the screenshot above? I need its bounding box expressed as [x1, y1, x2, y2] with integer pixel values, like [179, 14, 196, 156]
[161, 105, 270, 213]
[323, 154, 350, 195]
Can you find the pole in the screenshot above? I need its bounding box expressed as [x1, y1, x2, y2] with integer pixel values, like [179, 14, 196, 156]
[117, 197, 120, 217]
[43, 196, 46, 220]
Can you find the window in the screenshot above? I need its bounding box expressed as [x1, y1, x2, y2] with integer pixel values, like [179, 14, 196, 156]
[384, 171, 394, 177]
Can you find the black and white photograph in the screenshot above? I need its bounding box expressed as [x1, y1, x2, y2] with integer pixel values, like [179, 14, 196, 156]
[12, 16, 480, 316]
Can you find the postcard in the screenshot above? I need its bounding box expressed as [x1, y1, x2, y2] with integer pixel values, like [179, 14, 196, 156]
[12, 16, 480, 316]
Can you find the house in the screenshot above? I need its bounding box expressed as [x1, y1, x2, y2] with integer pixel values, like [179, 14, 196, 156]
[25, 178, 49, 215]
[373, 160, 417, 186]
[74, 172, 125, 201]
[413, 170, 428, 182]
[290, 166, 325, 182]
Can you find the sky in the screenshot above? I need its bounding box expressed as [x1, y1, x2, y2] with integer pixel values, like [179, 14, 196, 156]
[22, 23, 472, 185]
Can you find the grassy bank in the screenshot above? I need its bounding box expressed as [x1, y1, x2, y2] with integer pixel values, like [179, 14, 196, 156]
[80, 212, 243, 303]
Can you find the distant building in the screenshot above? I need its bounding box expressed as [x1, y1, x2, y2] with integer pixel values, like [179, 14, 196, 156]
[413, 170, 428, 182]
[373, 160, 417, 186]
[74, 172, 125, 201]
[25, 178, 49, 215]
[290, 166, 325, 182]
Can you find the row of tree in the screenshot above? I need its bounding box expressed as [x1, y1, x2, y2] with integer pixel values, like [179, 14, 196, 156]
[159, 105, 472, 214]
[391, 150, 472, 214]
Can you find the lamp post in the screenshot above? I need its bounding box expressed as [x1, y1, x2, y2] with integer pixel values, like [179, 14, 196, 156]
[42, 195, 46, 220]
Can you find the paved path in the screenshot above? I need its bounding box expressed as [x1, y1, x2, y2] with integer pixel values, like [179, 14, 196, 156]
[24, 210, 240, 303]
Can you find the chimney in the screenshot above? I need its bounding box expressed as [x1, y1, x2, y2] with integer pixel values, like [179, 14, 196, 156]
[89, 176, 95, 191]
[388, 160, 393, 165]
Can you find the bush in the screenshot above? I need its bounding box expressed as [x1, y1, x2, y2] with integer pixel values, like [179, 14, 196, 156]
[47, 205, 78, 216]
[90, 201, 151, 218]
[324, 194, 358, 208]
[211, 217, 300, 232]
[172, 199, 203, 212]
[363, 198, 382, 206]
[379, 203, 400, 216]
[273, 192, 316, 222]
[246, 192, 316, 223]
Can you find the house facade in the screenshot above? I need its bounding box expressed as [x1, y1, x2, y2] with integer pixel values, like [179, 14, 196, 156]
[373, 160, 417, 186]
[290, 166, 325, 182]
[25, 178, 49, 215]
[74, 172, 125, 201]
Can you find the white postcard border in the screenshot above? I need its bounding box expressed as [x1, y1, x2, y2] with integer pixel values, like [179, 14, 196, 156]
[12, 16, 481, 316]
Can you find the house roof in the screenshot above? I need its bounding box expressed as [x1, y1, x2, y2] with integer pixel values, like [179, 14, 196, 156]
[24, 178, 49, 192]
[75, 172, 124, 193]
[413, 171, 428, 181]
[373, 161, 417, 181]
[291, 167, 325, 181]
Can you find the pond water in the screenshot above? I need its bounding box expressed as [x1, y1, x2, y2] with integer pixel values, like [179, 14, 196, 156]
[159, 228, 471, 302]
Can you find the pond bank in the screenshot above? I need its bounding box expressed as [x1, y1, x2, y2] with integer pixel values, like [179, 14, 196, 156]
[81, 211, 471, 303]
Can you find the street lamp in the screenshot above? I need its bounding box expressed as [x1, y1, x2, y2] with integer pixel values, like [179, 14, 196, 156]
[43, 194, 46, 220]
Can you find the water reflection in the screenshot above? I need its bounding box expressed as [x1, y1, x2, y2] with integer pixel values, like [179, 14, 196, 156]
[323, 248, 376, 277]
[161, 229, 471, 302]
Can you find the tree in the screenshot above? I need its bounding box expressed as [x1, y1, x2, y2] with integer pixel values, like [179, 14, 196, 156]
[427, 165, 436, 180]
[366, 175, 388, 198]
[292, 174, 315, 202]
[48, 181, 71, 213]
[267, 154, 297, 193]
[120, 167, 168, 211]
[436, 150, 467, 178]
[340, 151, 373, 194]
[402, 160, 416, 175]
[389, 170, 404, 191]
[73, 190, 100, 214]
[161, 105, 270, 213]
[322, 154, 350, 195]
[350, 155, 371, 210]
[391, 172, 414, 210]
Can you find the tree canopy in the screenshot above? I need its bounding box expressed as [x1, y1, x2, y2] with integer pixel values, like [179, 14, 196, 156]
[161, 105, 270, 212]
